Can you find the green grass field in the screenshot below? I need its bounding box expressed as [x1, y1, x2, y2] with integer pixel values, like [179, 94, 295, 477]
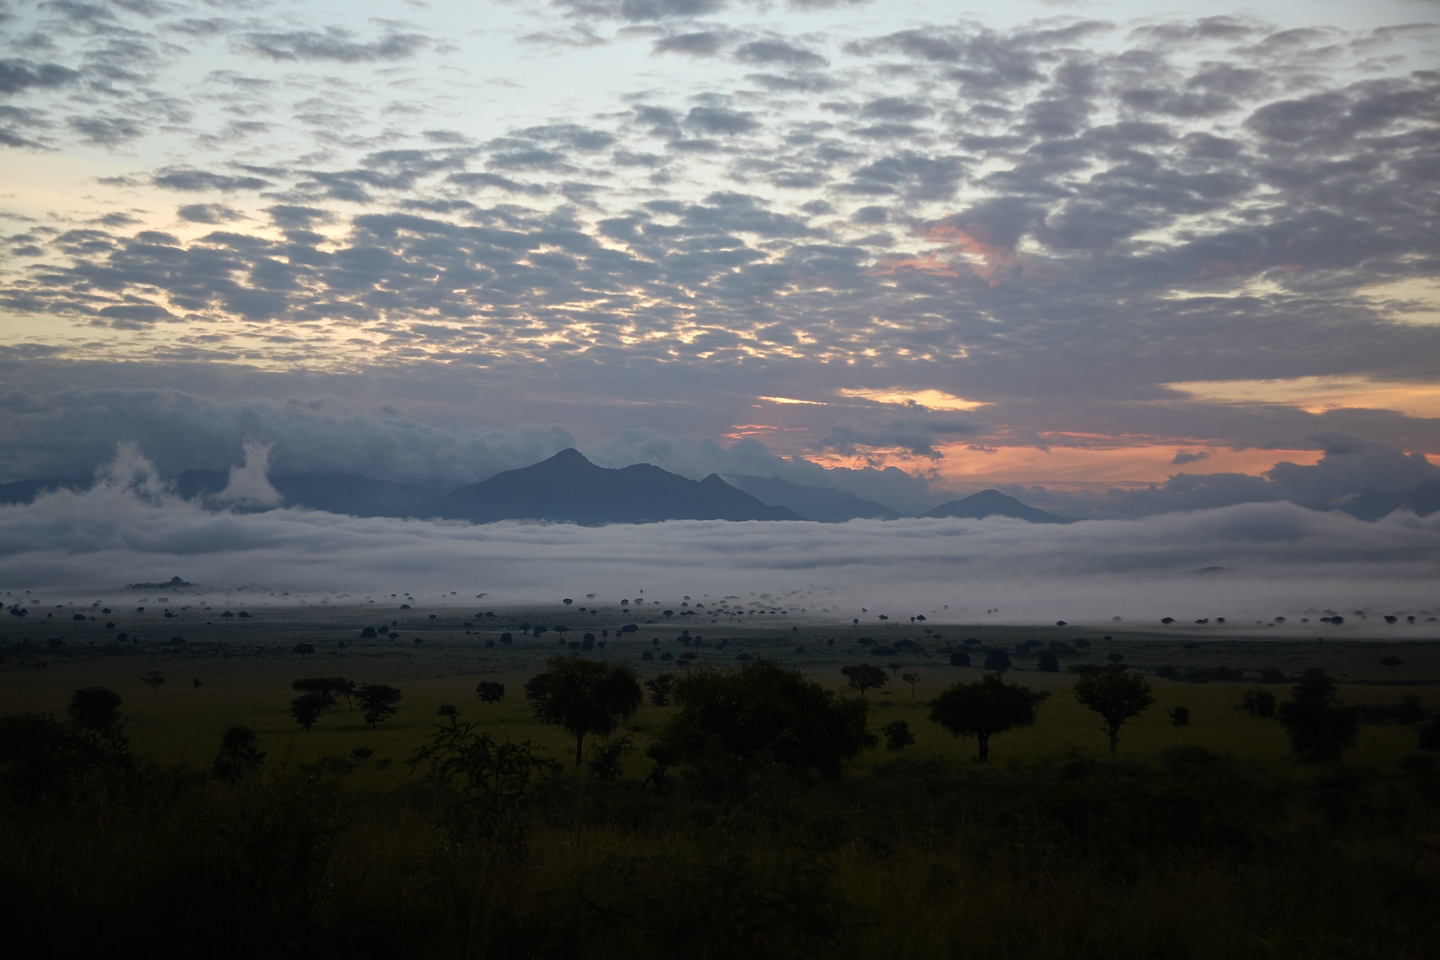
[5, 602, 1440, 958]
[5, 601, 1437, 775]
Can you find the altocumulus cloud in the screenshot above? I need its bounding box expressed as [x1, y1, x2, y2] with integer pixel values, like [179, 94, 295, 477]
[3, 447, 1437, 624]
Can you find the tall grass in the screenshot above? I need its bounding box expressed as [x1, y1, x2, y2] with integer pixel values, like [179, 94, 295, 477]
[3, 708, 1438, 959]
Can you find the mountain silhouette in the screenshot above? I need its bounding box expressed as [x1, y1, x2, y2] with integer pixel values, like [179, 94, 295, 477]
[422, 448, 802, 524]
[725, 474, 900, 522]
[922, 489, 1073, 523]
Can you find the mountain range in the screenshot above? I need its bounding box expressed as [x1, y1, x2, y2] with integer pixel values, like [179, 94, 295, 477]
[425, 449, 800, 524]
[8, 455, 1439, 526]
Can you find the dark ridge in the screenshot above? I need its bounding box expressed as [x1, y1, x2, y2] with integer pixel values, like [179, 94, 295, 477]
[921, 489, 1073, 524]
[421, 448, 803, 525]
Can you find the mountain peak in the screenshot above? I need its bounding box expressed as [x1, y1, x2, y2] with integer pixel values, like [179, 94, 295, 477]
[423, 454, 801, 525]
[922, 489, 1072, 523]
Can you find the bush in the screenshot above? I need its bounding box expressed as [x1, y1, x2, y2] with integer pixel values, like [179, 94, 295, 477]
[657, 660, 875, 794]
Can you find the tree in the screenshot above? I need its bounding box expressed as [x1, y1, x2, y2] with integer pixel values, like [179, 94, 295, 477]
[290, 691, 328, 732]
[293, 642, 315, 659]
[929, 673, 1045, 761]
[983, 650, 1012, 672]
[475, 681, 505, 703]
[1073, 665, 1154, 754]
[949, 650, 971, 667]
[529, 657, 642, 766]
[883, 719, 915, 751]
[1169, 706, 1191, 729]
[645, 673, 675, 707]
[1037, 652, 1059, 672]
[841, 663, 888, 698]
[67, 687, 123, 732]
[212, 725, 265, 782]
[1277, 671, 1357, 762]
[140, 671, 166, 696]
[657, 660, 875, 789]
[355, 683, 403, 729]
[292, 677, 346, 711]
[1241, 689, 1277, 719]
[900, 673, 920, 699]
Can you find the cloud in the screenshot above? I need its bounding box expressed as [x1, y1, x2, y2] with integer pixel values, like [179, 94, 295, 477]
[654, 31, 728, 56]
[3, 449, 1437, 625]
[733, 39, 827, 68]
[820, 416, 983, 458]
[153, 167, 271, 192]
[236, 27, 430, 63]
[554, 0, 726, 22]
[1014, 436, 1440, 520]
[66, 115, 145, 145]
[0, 59, 80, 94]
[212, 440, 282, 506]
[0, 390, 579, 487]
[1172, 450, 1209, 465]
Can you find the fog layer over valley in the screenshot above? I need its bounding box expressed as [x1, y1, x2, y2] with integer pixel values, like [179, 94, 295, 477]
[4, 447, 1437, 625]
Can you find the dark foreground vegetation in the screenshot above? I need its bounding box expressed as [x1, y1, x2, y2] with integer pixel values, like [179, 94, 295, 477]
[3, 660, 1439, 959]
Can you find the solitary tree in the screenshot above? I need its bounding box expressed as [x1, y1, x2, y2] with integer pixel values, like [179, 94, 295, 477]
[901, 673, 921, 699]
[68, 687, 123, 732]
[529, 656, 642, 766]
[475, 681, 505, 704]
[355, 683, 404, 730]
[645, 673, 675, 707]
[1277, 670, 1357, 762]
[841, 663, 888, 698]
[140, 671, 166, 697]
[292, 677, 346, 710]
[929, 673, 1045, 761]
[1073, 665, 1154, 754]
[293, 642, 315, 660]
[290, 691, 328, 732]
[1169, 706, 1191, 729]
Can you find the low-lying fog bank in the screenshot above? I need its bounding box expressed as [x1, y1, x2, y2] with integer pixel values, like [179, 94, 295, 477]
[2, 448, 1437, 628]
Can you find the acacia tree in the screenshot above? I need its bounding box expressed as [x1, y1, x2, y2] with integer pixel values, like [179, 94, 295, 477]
[140, 671, 166, 697]
[841, 664, 888, 698]
[901, 673, 921, 699]
[292, 677, 347, 710]
[1073, 665, 1154, 754]
[290, 691, 328, 732]
[355, 683, 403, 729]
[529, 656, 642, 766]
[929, 673, 1045, 761]
[475, 681, 505, 703]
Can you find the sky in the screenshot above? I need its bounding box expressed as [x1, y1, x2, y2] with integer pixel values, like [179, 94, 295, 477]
[1, 0, 1439, 520]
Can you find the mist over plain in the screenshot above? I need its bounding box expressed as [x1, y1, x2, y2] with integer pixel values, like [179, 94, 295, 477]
[4, 447, 1436, 627]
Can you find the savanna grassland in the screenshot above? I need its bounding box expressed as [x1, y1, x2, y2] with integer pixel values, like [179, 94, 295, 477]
[3, 593, 1440, 959]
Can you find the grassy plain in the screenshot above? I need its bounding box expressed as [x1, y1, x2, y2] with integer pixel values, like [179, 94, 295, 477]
[4, 599, 1439, 958]
[3, 598, 1437, 772]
